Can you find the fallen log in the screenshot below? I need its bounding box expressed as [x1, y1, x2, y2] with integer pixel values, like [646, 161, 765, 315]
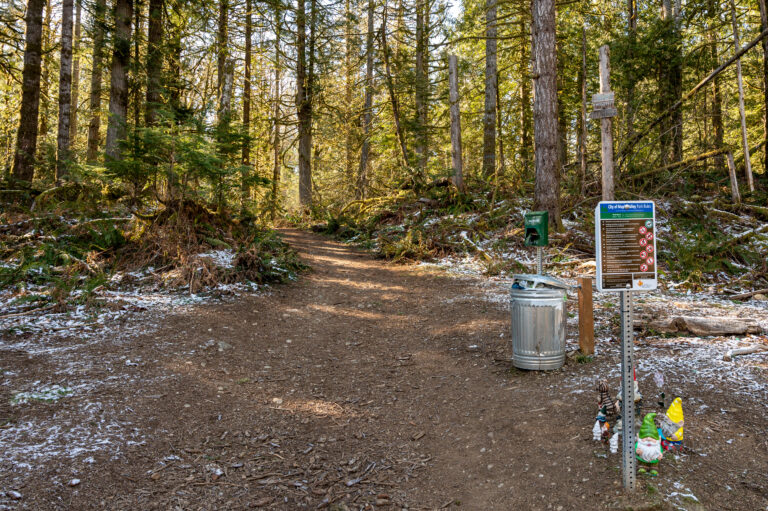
[723, 345, 768, 361]
[636, 315, 763, 336]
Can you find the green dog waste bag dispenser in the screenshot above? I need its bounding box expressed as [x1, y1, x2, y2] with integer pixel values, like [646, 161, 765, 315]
[524, 211, 549, 247]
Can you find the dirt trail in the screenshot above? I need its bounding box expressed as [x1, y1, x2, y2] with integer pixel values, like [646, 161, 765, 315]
[2, 229, 767, 510]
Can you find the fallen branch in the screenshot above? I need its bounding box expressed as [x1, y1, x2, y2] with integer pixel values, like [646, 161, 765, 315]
[723, 345, 768, 361]
[629, 148, 730, 181]
[727, 288, 768, 300]
[0, 304, 56, 319]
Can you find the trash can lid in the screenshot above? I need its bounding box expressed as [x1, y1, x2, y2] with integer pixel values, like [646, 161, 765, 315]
[512, 274, 572, 290]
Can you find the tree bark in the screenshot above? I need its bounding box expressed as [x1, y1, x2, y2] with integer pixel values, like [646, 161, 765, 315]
[357, 0, 374, 199]
[86, 0, 107, 162]
[145, 0, 163, 126]
[578, 27, 588, 194]
[496, 73, 505, 177]
[217, 0, 229, 121]
[56, 0, 75, 182]
[132, 0, 143, 128]
[70, 0, 82, 146]
[625, 0, 636, 144]
[345, 0, 355, 182]
[759, 0, 768, 175]
[708, 23, 725, 173]
[520, 16, 531, 175]
[531, 0, 561, 228]
[168, 0, 183, 120]
[105, 0, 134, 160]
[414, 0, 428, 176]
[11, 0, 46, 182]
[380, 2, 409, 168]
[37, 0, 52, 151]
[482, 0, 497, 178]
[730, 0, 755, 192]
[296, 0, 312, 207]
[448, 55, 464, 191]
[242, 0, 252, 198]
[271, 7, 282, 220]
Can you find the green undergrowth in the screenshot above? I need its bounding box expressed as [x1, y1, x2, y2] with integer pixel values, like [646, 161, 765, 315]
[315, 185, 767, 291]
[1, 195, 307, 312]
[316, 185, 528, 264]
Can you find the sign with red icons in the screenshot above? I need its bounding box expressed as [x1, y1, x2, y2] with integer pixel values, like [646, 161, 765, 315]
[595, 201, 658, 291]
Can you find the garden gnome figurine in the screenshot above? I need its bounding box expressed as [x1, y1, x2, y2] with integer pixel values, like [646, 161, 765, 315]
[635, 413, 663, 476]
[658, 397, 684, 451]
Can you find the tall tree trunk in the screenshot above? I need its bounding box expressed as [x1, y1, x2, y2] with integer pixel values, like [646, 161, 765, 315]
[271, 7, 282, 220]
[168, 0, 183, 120]
[380, 2, 409, 167]
[520, 16, 531, 176]
[708, 13, 725, 173]
[448, 55, 464, 191]
[242, 0, 252, 199]
[730, 0, 755, 191]
[132, 0, 143, 128]
[660, 0, 683, 164]
[296, 0, 312, 207]
[105, 0, 133, 160]
[531, 0, 561, 228]
[758, 0, 768, 176]
[217, 0, 229, 119]
[556, 38, 567, 171]
[357, 0, 374, 199]
[11, 0, 46, 182]
[482, 0, 497, 178]
[625, 0, 636, 144]
[87, 0, 107, 162]
[345, 0, 355, 183]
[70, 0, 82, 146]
[414, 0, 428, 176]
[496, 73, 505, 177]
[145, 0, 163, 126]
[56, 0, 75, 182]
[37, 0, 52, 152]
[671, 0, 683, 162]
[578, 26, 588, 194]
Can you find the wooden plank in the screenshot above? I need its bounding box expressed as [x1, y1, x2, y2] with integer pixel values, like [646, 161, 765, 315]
[589, 107, 617, 119]
[726, 152, 742, 205]
[578, 277, 595, 355]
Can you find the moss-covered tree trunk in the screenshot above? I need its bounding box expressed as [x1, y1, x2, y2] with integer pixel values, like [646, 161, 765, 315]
[11, 0, 46, 182]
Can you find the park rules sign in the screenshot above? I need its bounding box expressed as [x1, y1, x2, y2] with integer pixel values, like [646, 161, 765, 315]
[595, 201, 658, 292]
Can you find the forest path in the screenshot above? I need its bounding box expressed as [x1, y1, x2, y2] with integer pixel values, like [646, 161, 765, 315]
[11, 229, 765, 510]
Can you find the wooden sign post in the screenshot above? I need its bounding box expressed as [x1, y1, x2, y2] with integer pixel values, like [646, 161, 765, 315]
[577, 277, 594, 355]
[590, 45, 616, 201]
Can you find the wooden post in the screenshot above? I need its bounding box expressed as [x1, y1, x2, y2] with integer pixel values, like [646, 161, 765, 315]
[448, 54, 465, 191]
[578, 277, 595, 355]
[599, 45, 615, 201]
[731, 0, 755, 192]
[726, 152, 742, 205]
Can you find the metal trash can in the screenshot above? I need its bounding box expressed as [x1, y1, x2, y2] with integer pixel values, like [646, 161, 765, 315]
[509, 274, 569, 370]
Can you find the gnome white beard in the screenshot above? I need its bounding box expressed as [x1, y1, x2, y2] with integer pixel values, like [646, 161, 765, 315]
[635, 437, 663, 463]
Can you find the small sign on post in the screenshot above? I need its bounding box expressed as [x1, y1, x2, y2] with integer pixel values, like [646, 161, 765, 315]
[595, 200, 658, 493]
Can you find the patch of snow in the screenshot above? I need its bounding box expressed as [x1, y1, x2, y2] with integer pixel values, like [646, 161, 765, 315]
[196, 249, 236, 269]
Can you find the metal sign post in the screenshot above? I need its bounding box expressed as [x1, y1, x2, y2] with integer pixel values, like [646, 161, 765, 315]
[595, 200, 657, 492]
[536, 247, 543, 275]
[619, 290, 636, 491]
